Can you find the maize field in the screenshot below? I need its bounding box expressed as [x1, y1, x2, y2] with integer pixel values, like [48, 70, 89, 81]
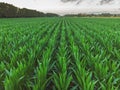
[0, 17, 120, 90]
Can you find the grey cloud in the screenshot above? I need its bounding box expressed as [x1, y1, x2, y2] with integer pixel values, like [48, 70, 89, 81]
[100, 0, 114, 5]
[61, 0, 83, 5]
[76, 0, 83, 5]
[61, 0, 78, 3]
[61, 0, 114, 5]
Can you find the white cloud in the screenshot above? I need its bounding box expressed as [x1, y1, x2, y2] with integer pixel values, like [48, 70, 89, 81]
[0, 0, 120, 15]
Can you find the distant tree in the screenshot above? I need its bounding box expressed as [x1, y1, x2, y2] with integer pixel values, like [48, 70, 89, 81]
[46, 13, 59, 17]
[0, 3, 59, 18]
[0, 3, 17, 17]
[64, 13, 120, 17]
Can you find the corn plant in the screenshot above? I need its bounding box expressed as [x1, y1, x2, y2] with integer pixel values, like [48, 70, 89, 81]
[0, 17, 120, 90]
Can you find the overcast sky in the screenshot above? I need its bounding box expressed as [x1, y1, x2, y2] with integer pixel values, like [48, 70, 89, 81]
[0, 0, 120, 15]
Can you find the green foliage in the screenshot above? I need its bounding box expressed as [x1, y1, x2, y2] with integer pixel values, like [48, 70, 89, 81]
[0, 3, 59, 18]
[0, 17, 120, 90]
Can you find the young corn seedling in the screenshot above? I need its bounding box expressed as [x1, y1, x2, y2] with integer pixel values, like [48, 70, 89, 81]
[71, 42, 96, 90]
[53, 71, 72, 90]
[53, 51, 72, 90]
[4, 47, 36, 90]
[99, 76, 118, 90]
[4, 61, 27, 90]
[53, 24, 72, 90]
[94, 60, 109, 81]
[33, 47, 53, 90]
[0, 62, 6, 89]
[33, 26, 58, 90]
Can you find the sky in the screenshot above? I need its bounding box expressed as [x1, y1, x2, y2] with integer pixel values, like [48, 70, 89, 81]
[0, 0, 120, 15]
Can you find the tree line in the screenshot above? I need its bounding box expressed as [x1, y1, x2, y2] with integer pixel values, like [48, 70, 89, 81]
[64, 13, 120, 17]
[0, 3, 59, 18]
